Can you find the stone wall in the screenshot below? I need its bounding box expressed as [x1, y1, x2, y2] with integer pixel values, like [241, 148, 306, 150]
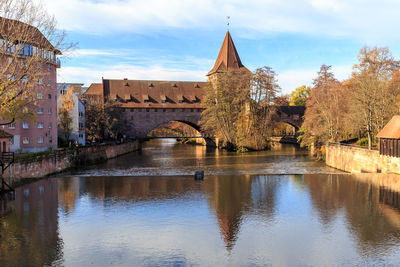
[3, 140, 141, 185]
[326, 143, 400, 174]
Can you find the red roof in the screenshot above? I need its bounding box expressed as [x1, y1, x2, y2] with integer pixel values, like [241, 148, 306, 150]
[0, 17, 61, 54]
[376, 115, 400, 139]
[207, 31, 250, 76]
[84, 83, 103, 96]
[89, 79, 207, 109]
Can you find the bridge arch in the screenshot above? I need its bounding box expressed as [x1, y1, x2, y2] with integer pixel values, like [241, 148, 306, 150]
[138, 118, 215, 147]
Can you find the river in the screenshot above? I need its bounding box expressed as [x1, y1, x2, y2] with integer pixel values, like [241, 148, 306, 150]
[1, 139, 400, 266]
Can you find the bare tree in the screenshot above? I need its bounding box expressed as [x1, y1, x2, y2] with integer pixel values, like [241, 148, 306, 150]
[350, 47, 400, 149]
[0, 0, 73, 122]
[300, 65, 347, 148]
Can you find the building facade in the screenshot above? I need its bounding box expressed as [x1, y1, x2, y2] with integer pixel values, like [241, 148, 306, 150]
[57, 83, 86, 146]
[0, 18, 60, 153]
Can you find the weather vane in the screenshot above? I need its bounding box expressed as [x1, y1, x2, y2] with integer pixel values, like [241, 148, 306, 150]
[227, 16, 230, 31]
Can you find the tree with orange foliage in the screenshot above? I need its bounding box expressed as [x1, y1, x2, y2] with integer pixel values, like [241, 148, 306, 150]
[350, 47, 400, 149]
[299, 65, 347, 149]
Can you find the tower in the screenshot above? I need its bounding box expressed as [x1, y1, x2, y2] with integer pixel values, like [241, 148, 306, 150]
[207, 31, 251, 84]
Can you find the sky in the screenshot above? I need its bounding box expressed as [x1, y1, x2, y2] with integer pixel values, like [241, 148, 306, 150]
[42, 0, 400, 95]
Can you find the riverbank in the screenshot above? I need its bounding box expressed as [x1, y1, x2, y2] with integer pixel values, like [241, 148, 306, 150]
[3, 140, 141, 186]
[326, 142, 400, 174]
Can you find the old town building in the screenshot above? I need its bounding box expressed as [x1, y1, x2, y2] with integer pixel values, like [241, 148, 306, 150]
[0, 18, 60, 152]
[57, 83, 86, 146]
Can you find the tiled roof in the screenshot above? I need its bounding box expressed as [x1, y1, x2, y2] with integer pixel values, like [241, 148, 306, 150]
[0, 17, 60, 54]
[0, 129, 12, 138]
[376, 115, 400, 139]
[84, 83, 103, 96]
[102, 79, 207, 108]
[207, 31, 250, 76]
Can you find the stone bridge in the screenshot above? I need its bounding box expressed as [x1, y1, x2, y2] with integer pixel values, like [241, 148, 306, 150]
[83, 31, 305, 146]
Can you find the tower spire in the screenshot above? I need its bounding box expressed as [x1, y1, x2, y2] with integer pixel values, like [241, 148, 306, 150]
[207, 31, 250, 76]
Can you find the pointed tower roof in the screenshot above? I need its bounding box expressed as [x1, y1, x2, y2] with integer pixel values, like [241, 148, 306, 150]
[207, 31, 250, 76]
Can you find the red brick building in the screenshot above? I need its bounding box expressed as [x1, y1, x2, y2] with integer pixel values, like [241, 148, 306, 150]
[0, 18, 60, 152]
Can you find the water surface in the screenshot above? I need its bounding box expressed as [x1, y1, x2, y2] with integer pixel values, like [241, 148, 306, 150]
[1, 139, 400, 266]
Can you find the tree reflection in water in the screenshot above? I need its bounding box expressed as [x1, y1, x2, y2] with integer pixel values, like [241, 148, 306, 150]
[2, 173, 400, 265]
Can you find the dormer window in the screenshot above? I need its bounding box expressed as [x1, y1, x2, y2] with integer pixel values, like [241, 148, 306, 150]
[161, 95, 167, 103]
[177, 95, 184, 103]
[143, 94, 150, 103]
[172, 83, 177, 88]
[148, 83, 154, 88]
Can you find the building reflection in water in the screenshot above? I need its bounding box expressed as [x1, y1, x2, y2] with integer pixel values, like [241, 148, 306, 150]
[2, 172, 400, 265]
[56, 174, 282, 251]
[0, 179, 62, 266]
[54, 174, 400, 254]
[303, 174, 400, 254]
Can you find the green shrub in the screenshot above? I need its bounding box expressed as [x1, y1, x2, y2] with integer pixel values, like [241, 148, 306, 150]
[357, 136, 375, 147]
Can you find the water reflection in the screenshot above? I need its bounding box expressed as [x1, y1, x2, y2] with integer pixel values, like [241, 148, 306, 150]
[1, 140, 400, 265]
[0, 179, 62, 266]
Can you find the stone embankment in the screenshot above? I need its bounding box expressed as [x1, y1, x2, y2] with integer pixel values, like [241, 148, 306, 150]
[326, 142, 400, 174]
[3, 140, 141, 185]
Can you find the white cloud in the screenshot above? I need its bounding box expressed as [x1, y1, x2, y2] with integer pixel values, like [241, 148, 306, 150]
[43, 0, 400, 42]
[57, 64, 208, 87]
[278, 65, 353, 94]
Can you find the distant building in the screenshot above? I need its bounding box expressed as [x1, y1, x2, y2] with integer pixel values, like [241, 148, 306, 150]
[0, 18, 60, 153]
[57, 83, 86, 146]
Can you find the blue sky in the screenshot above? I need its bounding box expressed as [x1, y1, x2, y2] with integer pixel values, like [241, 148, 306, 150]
[43, 0, 400, 94]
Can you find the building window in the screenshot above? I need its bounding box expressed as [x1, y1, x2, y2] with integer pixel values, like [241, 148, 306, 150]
[37, 107, 44, 114]
[22, 121, 29, 129]
[146, 108, 150, 112]
[197, 109, 202, 112]
[22, 75, 28, 82]
[48, 108, 52, 114]
[162, 100, 166, 103]
[144, 100, 149, 103]
[154, 109, 158, 112]
[8, 123, 15, 129]
[79, 122, 84, 131]
[79, 111, 83, 117]
[48, 65, 51, 71]
[37, 92, 43, 99]
[79, 134, 83, 138]
[163, 109, 166, 112]
[49, 136, 53, 143]
[179, 100, 183, 103]
[37, 122, 44, 128]
[37, 137, 44, 144]
[130, 108, 134, 112]
[38, 78, 43, 85]
[48, 94, 52, 99]
[49, 122, 52, 129]
[48, 80, 51, 87]
[10, 136, 14, 145]
[22, 137, 29, 144]
[191, 109, 194, 112]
